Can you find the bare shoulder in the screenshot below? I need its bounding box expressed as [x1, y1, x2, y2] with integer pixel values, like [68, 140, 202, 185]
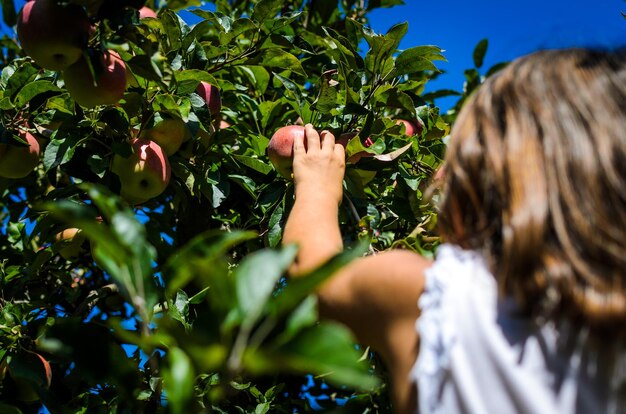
[318, 249, 432, 348]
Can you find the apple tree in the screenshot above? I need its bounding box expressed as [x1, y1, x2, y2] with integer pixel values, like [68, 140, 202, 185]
[0, 0, 495, 412]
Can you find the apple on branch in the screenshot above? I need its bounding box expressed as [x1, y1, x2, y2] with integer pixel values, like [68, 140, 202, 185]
[138, 6, 157, 18]
[17, 0, 92, 71]
[395, 118, 423, 136]
[111, 138, 171, 205]
[140, 117, 190, 156]
[63, 49, 127, 108]
[196, 81, 222, 122]
[55, 228, 87, 260]
[267, 125, 305, 178]
[0, 130, 41, 179]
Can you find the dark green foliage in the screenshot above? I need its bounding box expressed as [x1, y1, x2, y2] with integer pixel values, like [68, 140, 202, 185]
[0, 0, 506, 412]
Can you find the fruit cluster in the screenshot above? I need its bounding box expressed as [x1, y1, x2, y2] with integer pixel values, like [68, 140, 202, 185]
[0, 0, 223, 207]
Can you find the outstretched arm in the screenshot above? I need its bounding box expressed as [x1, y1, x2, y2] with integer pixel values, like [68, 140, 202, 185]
[282, 124, 429, 412]
[283, 124, 429, 342]
[282, 124, 345, 275]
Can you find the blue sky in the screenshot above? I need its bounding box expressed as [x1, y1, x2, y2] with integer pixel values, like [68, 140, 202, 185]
[366, 0, 626, 108]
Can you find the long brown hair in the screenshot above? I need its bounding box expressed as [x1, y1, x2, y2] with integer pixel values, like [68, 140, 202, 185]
[438, 48, 626, 330]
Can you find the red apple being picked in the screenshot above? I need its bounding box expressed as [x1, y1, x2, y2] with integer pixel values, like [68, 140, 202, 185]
[64, 50, 127, 108]
[111, 138, 171, 205]
[0, 130, 41, 179]
[268, 125, 305, 178]
[17, 0, 92, 71]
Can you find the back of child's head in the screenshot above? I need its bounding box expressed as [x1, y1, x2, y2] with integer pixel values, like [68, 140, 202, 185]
[438, 48, 626, 332]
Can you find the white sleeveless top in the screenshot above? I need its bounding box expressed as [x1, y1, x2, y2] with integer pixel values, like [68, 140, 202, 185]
[410, 244, 626, 414]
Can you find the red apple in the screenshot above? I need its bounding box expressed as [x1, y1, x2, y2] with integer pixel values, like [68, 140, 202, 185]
[111, 138, 171, 205]
[395, 119, 422, 136]
[196, 81, 222, 118]
[140, 118, 190, 156]
[138, 6, 157, 18]
[0, 130, 41, 178]
[17, 0, 91, 71]
[268, 125, 305, 178]
[64, 50, 127, 108]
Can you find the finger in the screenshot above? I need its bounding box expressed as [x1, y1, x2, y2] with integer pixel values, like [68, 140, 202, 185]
[304, 124, 321, 152]
[320, 130, 335, 152]
[334, 142, 345, 160]
[293, 129, 306, 157]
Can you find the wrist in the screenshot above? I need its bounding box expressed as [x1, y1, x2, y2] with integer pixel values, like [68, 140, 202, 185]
[294, 186, 342, 207]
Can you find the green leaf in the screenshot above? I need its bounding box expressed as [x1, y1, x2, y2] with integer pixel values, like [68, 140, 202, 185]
[128, 54, 166, 84]
[273, 72, 303, 109]
[473, 38, 489, 69]
[280, 295, 317, 344]
[160, 10, 186, 52]
[321, 27, 364, 71]
[46, 93, 75, 114]
[367, 0, 405, 10]
[251, 0, 283, 22]
[258, 49, 306, 77]
[364, 22, 407, 75]
[259, 100, 281, 130]
[2, 0, 17, 27]
[228, 174, 257, 198]
[163, 347, 196, 414]
[267, 204, 284, 248]
[219, 17, 256, 45]
[261, 11, 303, 33]
[235, 244, 298, 326]
[164, 0, 201, 10]
[393, 45, 445, 76]
[232, 154, 273, 175]
[371, 86, 414, 114]
[168, 290, 191, 330]
[42, 185, 159, 320]
[312, 74, 339, 114]
[164, 230, 257, 300]
[14, 81, 62, 109]
[485, 61, 509, 77]
[174, 70, 219, 95]
[42, 129, 81, 171]
[4, 63, 38, 99]
[239, 66, 270, 95]
[260, 322, 379, 390]
[0, 97, 13, 110]
[269, 240, 369, 317]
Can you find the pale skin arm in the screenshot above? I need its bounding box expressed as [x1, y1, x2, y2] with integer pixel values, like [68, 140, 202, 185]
[282, 124, 431, 413]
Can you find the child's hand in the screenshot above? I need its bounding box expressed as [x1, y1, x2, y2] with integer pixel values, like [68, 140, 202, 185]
[292, 124, 345, 205]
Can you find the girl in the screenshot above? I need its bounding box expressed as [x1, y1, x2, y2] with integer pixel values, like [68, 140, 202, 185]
[283, 48, 626, 413]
